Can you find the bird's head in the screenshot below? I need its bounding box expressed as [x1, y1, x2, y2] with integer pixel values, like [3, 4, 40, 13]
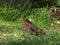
[20, 18, 32, 22]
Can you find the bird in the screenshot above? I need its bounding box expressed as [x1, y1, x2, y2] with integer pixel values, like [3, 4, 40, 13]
[20, 18, 45, 35]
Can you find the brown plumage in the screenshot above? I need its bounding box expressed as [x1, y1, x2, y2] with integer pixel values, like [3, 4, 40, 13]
[20, 18, 45, 35]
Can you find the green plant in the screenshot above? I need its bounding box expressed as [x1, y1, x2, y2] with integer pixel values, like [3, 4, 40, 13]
[0, 7, 21, 21]
[0, 0, 32, 22]
[56, 0, 60, 6]
[29, 8, 52, 28]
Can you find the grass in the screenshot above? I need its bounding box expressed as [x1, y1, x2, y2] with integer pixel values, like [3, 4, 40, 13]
[0, 19, 60, 45]
[0, 9, 60, 45]
[0, 8, 60, 45]
[0, 0, 60, 45]
[29, 8, 52, 28]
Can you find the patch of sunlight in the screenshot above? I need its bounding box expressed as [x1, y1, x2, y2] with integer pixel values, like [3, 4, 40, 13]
[0, 22, 10, 27]
[0, 20, 16, 27]
[0, 30, 26, 42]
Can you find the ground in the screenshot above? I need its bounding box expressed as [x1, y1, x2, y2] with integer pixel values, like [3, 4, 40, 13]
[0, 19, 60, 45]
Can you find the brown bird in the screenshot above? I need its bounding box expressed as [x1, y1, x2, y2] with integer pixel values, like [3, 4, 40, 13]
[20, 18, 45, 35]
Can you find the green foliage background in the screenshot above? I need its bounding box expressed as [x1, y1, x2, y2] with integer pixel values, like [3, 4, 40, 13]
[0, 0, 60, 27]
[29, 8, 51, 28]
[0, 0, 60, 45]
